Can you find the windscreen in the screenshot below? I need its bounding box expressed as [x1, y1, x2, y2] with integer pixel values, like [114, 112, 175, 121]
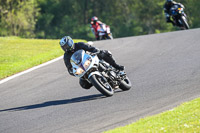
[70, 50, 84, 65]
[171, 5, 178, 11]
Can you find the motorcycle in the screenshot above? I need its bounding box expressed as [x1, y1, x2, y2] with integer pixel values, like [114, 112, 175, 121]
[97, 24, 113, 40]
[170, 4, 189, 30]
[70, 50, 131, 97]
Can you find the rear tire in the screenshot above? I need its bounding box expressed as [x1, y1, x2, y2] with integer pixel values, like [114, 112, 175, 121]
[89, 74, 114, 97]
[119, 76, 132, 91]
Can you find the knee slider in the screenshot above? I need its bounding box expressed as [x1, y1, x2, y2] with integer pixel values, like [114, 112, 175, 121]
[103, 50, 112, 57]
[79, 79, 92, 89]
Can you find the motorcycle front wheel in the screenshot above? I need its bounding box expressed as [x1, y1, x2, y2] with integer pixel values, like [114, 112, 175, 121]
[180, 16, 189, 29]
[107, 34, 113, 40]
[89, 74, 114, 97]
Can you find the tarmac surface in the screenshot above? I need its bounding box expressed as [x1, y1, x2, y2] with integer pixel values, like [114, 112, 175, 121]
[0, 28, 200, 133]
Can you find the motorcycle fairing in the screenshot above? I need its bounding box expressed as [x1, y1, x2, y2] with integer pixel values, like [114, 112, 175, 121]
[70, 50, 99, 77]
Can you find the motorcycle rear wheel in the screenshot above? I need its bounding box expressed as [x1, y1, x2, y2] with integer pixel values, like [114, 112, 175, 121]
[89, 74, 114, 97]
[119, 76, 132, 91]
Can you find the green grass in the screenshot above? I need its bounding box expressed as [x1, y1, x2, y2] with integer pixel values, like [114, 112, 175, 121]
[0, 36, 86, 79]
[105, 97, 200, 133]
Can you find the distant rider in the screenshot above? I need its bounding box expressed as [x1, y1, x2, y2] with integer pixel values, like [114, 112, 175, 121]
[163, 0, 185, 26]
[59, 36, 124, 89]
[90, 16, 106, 40]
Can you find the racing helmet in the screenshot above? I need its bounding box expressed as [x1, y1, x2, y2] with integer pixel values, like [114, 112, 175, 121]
[91, 16, 98, 24]
[91, 16, 98, 21]
[59, 36, 74, 52]
[166, 0, 173, 4]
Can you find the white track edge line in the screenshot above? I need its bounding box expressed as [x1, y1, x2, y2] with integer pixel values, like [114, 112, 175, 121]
[0, 55, 63, 85]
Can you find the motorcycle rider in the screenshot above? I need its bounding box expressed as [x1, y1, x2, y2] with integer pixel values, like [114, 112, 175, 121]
[163, 0, 185, 26]
[90, 16, 107, 40]
[59, 36, 124, 89]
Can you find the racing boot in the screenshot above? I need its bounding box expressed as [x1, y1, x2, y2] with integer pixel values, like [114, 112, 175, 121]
[106, 55, 125, 71]
[106, 55, 125, 70]
[99, 50, 125, 71]
[113, 64, 125, 71]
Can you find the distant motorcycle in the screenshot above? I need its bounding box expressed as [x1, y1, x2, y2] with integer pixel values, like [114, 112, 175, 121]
[70, 50, 131, 97]
[170, 4, 189, 30]
[97, 24, 113, 40]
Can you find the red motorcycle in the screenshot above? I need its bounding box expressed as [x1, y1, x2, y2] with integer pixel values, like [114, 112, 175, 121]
[97, 23, 113, 40]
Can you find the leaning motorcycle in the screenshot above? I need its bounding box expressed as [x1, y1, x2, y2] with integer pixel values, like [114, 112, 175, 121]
[97, 24, 113, 40]
[70, 50, 131, 97]
[170, 4, 189, 30]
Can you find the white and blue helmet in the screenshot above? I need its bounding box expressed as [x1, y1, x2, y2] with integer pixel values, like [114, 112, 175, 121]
[59, 36, 74, 52]
[166, 0, 173, 3]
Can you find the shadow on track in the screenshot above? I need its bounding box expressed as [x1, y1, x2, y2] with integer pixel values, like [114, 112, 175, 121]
[0, 93, 105, 112]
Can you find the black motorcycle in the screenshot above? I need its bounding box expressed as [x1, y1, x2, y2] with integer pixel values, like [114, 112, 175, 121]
[170, 4, 189, 30]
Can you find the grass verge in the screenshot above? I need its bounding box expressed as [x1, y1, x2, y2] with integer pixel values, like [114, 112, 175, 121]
[105, 97, 200, 133]
[0, 36, 86, 79]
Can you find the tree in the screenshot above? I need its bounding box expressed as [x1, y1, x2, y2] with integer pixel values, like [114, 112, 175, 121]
[0, 0, 39, 37]
[1, 0, 200, 39]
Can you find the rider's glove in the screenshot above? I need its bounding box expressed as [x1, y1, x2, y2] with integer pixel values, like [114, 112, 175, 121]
[91, 49, 101, 56]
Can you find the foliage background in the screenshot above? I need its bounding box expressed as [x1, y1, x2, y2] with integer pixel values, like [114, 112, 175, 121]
[0, 0, 199, 40]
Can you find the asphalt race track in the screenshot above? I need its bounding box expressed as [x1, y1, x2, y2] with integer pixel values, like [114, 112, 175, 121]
[0, 28, 200, 133]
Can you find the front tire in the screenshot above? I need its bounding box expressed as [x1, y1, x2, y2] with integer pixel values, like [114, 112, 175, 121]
[119, 76, 132, 91]
[106, 34, 113, 40]
[180, 16, 189, 29]
[89, 74, 114, 97]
